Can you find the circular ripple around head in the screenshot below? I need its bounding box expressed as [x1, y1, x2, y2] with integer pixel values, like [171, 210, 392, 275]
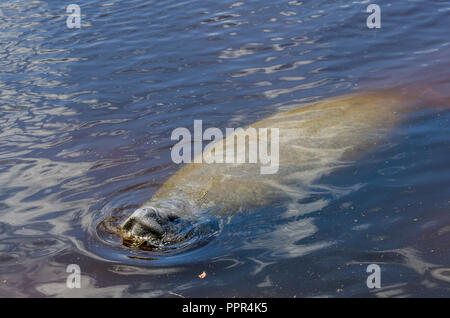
[94, 206, 222, 262]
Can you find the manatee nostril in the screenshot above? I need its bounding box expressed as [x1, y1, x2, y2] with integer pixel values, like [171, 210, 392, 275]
[120, 207, 167, 238]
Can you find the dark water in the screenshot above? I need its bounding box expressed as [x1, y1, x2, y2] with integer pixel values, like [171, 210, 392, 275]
[0, 0, 449, 297]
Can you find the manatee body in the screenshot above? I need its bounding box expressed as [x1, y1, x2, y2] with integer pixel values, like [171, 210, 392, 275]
[119, 91, 411, 248]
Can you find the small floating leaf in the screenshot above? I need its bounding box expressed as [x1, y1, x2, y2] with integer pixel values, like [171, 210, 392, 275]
[198, 271, 206, 279]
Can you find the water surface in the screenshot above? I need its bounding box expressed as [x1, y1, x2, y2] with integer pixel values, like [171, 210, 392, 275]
[0, 0, 449, 297]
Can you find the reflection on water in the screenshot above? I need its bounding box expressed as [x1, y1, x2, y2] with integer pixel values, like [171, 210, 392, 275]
[0, 0, 449, 297]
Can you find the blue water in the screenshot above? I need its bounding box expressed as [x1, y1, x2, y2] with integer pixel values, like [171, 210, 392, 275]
[0, 0, 449, 297]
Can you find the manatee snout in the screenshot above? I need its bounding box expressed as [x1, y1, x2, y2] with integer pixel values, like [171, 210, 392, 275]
[120, 207, 179, 243]
[118, 204, 218, 250]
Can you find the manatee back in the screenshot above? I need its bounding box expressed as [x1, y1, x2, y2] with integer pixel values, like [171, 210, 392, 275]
[150, 92, 410, 214]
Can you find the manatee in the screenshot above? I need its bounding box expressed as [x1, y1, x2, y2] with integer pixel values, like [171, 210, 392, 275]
[115, 90, 434, 249]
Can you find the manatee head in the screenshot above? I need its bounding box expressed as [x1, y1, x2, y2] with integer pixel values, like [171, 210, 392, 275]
[120, 206, 184, 249]
[118, 203, 220, 251]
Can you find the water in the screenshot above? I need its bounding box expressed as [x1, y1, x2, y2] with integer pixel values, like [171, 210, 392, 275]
[0, 0, 449, 297]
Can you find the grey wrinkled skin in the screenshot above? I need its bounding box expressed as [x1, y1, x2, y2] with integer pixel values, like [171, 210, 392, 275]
[120, 207, 179, 239]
